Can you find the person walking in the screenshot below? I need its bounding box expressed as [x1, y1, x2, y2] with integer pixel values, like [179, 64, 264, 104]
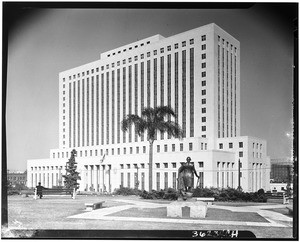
[36, 182, 46, 199]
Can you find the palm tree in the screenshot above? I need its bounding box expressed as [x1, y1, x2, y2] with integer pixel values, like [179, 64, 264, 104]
[121, 106, 183, 191]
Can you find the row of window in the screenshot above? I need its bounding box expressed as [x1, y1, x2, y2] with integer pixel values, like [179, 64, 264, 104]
[62, 35, 207, 82]
[8, 176, 26, 180]
[52, 142, 196, 159]
[62, 48, 196, 148]
[217, 35, 238, 139]
[31, 166, 63, 171]
[107, 40, 151, 58]
[218, 141, 263, 152]
[120, 171, 205, 190]
[120, 161, 204, 170]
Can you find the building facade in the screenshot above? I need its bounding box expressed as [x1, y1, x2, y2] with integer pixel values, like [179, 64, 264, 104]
[7, 171, 27, 187]
[270, 158, 293, 183]
[27, 23, 270, 192]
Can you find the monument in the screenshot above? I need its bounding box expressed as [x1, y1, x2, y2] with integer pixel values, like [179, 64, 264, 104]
[167, 157, 208, 218]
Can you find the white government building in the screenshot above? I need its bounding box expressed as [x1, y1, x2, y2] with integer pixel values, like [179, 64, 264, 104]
[27, 23, 270, 192]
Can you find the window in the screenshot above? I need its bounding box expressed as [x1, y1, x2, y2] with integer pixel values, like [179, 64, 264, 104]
[172, 144, 175, 152]
[175, 43, 178, 49]
[189, 143, 193, 151]
[141, 163, 145, 168]
[202, 72, 206, 77]
[202, 80, 206, 86]
[202, 117, 206, 122]
[201, 35, 206, 41]
[202, 126, 206, 131]
[202, 108, 206, 113]
[120, 164, 124, 169]
[157, 145, 160, 153]
[136, 147, 139, 154]
[124, 148, 126, 154]
[239, 151, 243, 157]
[141, 54, 144, 59]
[229, 143, 233, 148]
[190, 39, 194, 45]
[130, 147, 133, 154]
[123, 59, 126, 64]
[143, 146, 146, 153]
[156, 163, 160, 168]
[164, 144, 168, 152]
[147, 52, 150, 57]
[202, 90, 206, 95]
[239, 142, 243, 148]
[202, 99, 206, 104]
[219, 143, 223, 149]
[172, 163, 176, 168]
[164, 163, 168, 168]
[182, 41, 186, 47]
[160, 48, 164, 53]
[202, 62, 206, 68]
[118, 148, 120, 155]
[201, 44, 206, 50]
[202, 53, 206, 59]
[128, 58, 132, 63]
[198, 162, 204, 167]
[167, 46, 171, 51]
[180, 143, 183, 151]
[134, 56, 138, 61]
[112, 149, 114, 155]
[127, 164, 130, 169]
[154, 50, 157, 55]
[106, 149, 108, 155]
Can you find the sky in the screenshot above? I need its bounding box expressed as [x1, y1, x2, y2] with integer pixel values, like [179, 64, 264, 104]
[5, 3, 296, 171]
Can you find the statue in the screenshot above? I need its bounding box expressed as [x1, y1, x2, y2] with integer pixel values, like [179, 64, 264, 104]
[177, 157, 199, 200]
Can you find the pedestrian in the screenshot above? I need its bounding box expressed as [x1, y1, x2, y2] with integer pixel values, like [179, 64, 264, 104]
[36, 182, 46, 199]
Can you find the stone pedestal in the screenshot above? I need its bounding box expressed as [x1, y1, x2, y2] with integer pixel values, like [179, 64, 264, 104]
[167, 200, 207, 218]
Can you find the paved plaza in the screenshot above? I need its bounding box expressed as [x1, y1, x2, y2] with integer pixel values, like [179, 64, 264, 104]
[69, 198, 292, 228]
[5, 195, 294, 238]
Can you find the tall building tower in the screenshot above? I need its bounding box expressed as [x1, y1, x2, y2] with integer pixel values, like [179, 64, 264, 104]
[27, 23, 270, 192]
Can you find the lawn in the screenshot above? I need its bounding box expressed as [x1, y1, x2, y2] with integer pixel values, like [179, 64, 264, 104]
[109, 207, 269, 222]
[3, 194, 294, 239]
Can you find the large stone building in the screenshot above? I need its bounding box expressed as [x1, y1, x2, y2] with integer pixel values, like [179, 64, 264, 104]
[270, 158, 293, 183]
[27, 23, 270, 192]
[7, 170, 27, 187]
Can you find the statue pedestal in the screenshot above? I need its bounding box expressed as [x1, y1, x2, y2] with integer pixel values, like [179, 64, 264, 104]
[167, 200, 207, 218]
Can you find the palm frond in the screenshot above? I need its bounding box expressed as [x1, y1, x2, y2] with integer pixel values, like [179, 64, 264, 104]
[121, 114, 143, 132]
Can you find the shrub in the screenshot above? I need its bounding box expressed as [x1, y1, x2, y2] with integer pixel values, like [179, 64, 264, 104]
[113, 187, 142, 196]
[163, 188, 179, 200]
[7, 190, 20, 196]
[192, 187, 267, 202]
[139, 188, 179, 200]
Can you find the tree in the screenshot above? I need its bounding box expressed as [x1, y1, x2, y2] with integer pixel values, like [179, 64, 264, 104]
[62, 149, 81, 191]
[121, 106, 183, 191]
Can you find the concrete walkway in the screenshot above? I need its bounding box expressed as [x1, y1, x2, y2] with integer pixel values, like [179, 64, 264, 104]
[68, 199, 292, 228]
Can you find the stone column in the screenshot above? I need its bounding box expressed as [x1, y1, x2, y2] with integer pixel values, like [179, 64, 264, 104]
[93, 165, 99, 192]
[87, 165, 92, 191]
[49, 167, 53, 188]
[93, 165, 98, 191]
[102, 165, 106, 192]
[99, 165, 104, 192]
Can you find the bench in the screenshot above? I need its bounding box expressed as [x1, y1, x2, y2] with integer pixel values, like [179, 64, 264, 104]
[85, 201, 105, 211]
[34, 188, 76, 200]
[196, 197, 215, 205]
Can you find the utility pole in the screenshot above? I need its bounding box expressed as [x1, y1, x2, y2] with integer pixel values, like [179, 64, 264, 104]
[237, 159, 242, 191]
